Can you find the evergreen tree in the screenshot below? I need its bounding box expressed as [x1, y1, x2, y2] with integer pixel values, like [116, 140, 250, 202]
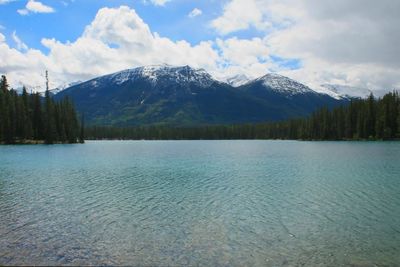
[21, 87, 33, 139]
[365, 93, 376, 138]
[32, 93, 44, 140]
[0, 74, 81, 144]
[396, 91, 400, 138]
[79, 113, 85, 143]
[0, 75, 9, 93]
[0, 89, 5, 141]
[44, 71, 57, 144]
[84, 91, 400, 141]
[0, 72, 398, 143]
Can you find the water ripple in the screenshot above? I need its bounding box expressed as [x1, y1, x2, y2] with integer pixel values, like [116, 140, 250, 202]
[0, 141, 400, 266]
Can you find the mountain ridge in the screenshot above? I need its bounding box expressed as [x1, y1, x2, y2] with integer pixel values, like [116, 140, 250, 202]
[55, 65, 348, 126]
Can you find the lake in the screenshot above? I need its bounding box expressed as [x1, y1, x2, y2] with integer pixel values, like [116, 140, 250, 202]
[0, 141, 399, 266]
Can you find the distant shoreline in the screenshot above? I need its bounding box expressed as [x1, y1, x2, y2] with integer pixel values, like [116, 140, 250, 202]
[2, 138, 399, 145]
[84, 138, 400, 142]
[0, 140, 83, 145]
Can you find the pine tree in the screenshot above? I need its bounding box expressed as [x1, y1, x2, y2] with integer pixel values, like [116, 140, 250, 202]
[79, 113, 85, 143]
[44, 71, 57, 144]
[0, 74, 82, 144]
[32, 93, 44, 140]
[397, 97, 400, 138]
[365, 93, 376, 139]
[0, 75, 10, 142]
[0, 89, 5, 141]
[21, 87, 33, 139]
[5, 90, 16, 143]
[0, 75, 8, 93]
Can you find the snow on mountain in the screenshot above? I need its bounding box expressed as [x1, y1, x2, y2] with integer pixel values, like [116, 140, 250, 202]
[225, 74, 251, 87]
[319, 84, 388, 99]
[38, 81, 83, 96]
[13, 85, 42, 95]
[54, 81, 82, 92]
[64, 64, 390, 102]
[101, 64, 217, 88]
[13, 81, 82, 96]
[253, 73, 316, 96]
[312, 85, 344, 100]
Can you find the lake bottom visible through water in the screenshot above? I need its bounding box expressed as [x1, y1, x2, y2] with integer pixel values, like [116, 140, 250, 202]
[0, 140, 399, 266]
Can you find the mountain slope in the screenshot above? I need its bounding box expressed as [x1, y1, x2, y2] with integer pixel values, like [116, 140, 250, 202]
[225, 74, 251, 87]
[238, 73, 345, 117]
[56, 66, 346, 126]
[319, 84, 388, 99]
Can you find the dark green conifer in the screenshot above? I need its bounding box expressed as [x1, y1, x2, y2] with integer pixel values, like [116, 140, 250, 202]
[0, 74, 81, 144]
[79, 113, 85, 143]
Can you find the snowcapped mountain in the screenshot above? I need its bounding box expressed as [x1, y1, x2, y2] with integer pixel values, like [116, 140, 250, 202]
[225, 74, 251, 87]
[247, 73, 317, 97]
[319, 84, 388, 99]
[238, 72, 343, 118]
[96, 64, 217, 88]
[56, 65, 346, 126]
[13, 81, 82, 96]
[53, 81, 83, 94]
[38, 81, 83, 96]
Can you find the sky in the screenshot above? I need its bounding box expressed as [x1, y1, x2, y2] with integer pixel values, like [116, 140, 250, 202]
[0, 0, 399, 93]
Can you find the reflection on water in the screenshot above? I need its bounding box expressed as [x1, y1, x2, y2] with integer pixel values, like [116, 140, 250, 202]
[0, 141, 400, 266]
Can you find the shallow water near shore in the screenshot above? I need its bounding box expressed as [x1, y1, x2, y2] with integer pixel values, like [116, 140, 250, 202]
[0, 140, 399, 266]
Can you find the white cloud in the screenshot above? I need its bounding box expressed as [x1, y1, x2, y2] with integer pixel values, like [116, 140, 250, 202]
[17, 9, 29, 15]
[211, 0, 299, 35]
[0, 33, 5, 43]
[211, 0, 400, 91]
[1, 6, 219, 90]
[188, 8, 202, 18]
[0, 0, 16, 4]
[12, 31, 28, 51]
[26, 0, 54, 12]
[144, 0, 170, 6]
[0, 36, 50, 89]
[2, 3, 399, 93]
[18, 0, 55, 15]
[214, 37, 273, 80]
[211, 0, 267, 35]
[266, 0, 400, 90]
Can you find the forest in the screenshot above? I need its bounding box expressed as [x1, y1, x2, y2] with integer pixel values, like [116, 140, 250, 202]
[1, 70, 399, 143]
[86, 91, 400, 141]
[0, 75, 83, 144]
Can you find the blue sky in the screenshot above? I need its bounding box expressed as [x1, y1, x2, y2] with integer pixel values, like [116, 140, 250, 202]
[0, 0, 264, 52]
[0, 0, 399, 94]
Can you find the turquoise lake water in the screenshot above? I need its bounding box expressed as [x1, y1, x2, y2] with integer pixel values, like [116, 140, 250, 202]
[0, 141, 399, 266]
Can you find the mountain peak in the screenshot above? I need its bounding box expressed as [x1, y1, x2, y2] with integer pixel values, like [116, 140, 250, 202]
[318, 84, 390, 99]
[260, 73, 286, 79]
[225, 74, 251, 87]
[104, 64, 215, 88]
[56, 66, 345, 126]
[254, 73, 316, 96]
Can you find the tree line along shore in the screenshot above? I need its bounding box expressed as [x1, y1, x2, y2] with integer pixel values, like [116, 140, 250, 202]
[86, 92, 400, 141]
[1, 73, 399, 143]
[0, 75, 84, 145]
